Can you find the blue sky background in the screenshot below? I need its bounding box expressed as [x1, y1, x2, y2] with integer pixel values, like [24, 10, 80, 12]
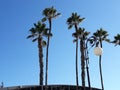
[0, 0, 120, 90]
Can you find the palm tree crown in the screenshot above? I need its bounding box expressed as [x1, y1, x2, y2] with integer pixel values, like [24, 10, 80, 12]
[72, 28, 90, 43]
[93, 28, 110, 47]
[77, 28, 90, 40]
[67, 13, 85, 29]
[112, 34, 120, 46]
[42, 6, 61, 22]
[27, 21, 48, 42]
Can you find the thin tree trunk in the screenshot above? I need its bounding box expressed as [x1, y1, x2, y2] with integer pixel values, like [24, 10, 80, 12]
[45, 35, 49, 86]
[76, 38, 79, 90]
[38, 37, 44, 85]
[99, 55, 104, 90]
[80, 39, 85, 90]
[45, 18, 52, 90]
[99, 40, 104, 90]
[74, 24, 79, 90]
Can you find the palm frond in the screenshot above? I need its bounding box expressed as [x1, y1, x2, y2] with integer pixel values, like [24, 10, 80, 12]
[42, 17, 47, 22]
[32, 38, 38, 42]
[27, 35, 34, 39]
[68, 25, 73, 29]
[104, 38, 110, 43]
[72, 32, 77, 38]
[53, 13, 61, 19]
[73, 39, 77, 43]
[29, 28, 36, 34]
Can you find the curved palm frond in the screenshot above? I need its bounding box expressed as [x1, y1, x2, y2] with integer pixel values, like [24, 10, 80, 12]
[32, 37, 38, 42]
[72, 32, 78, 38]
[27, 34, 35, 39]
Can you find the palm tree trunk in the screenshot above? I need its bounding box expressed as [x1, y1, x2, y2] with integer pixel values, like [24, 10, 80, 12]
[74, 24, 79, 90]
[80, 39, 85, 90]
[45, 34, 49, 86]
[45, 18, 52, 89]
[99, 40, 104, 90]
[38, 37, 44, 85]
[76, 38, 79, 90]
[99, 55, 104, 90]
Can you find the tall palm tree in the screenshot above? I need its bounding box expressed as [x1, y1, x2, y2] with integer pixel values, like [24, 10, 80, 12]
[73, 28, 91, 90]
[42, 6, 61, 86]
[112, 34, 120, 46]
[93, 28, 110, 90]
[72, 31, 79, 90]
[67, 13, 85, 89]
[27, 21, 48, 85]
[77, 28, 90, 90]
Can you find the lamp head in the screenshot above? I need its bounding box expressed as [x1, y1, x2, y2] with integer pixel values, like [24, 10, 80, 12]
[94, 47, 103, 56]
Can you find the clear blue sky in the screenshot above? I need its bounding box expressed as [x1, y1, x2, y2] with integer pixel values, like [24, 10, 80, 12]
[0, 0, 120, 90]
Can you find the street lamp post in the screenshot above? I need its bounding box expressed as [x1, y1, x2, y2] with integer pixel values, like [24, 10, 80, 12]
[94, 46, 104, 90]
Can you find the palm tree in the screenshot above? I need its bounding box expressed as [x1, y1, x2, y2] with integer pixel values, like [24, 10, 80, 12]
[112, 34, 120, 46]
[93, 28, 110, 90]
[42, 6, 61, 86]
[27, 21, 48, 85]
[73, 28, 91, 90]
[72, 32, 79, 90]
[67, 13, 85, 89]
[77, 28, 90, 90]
